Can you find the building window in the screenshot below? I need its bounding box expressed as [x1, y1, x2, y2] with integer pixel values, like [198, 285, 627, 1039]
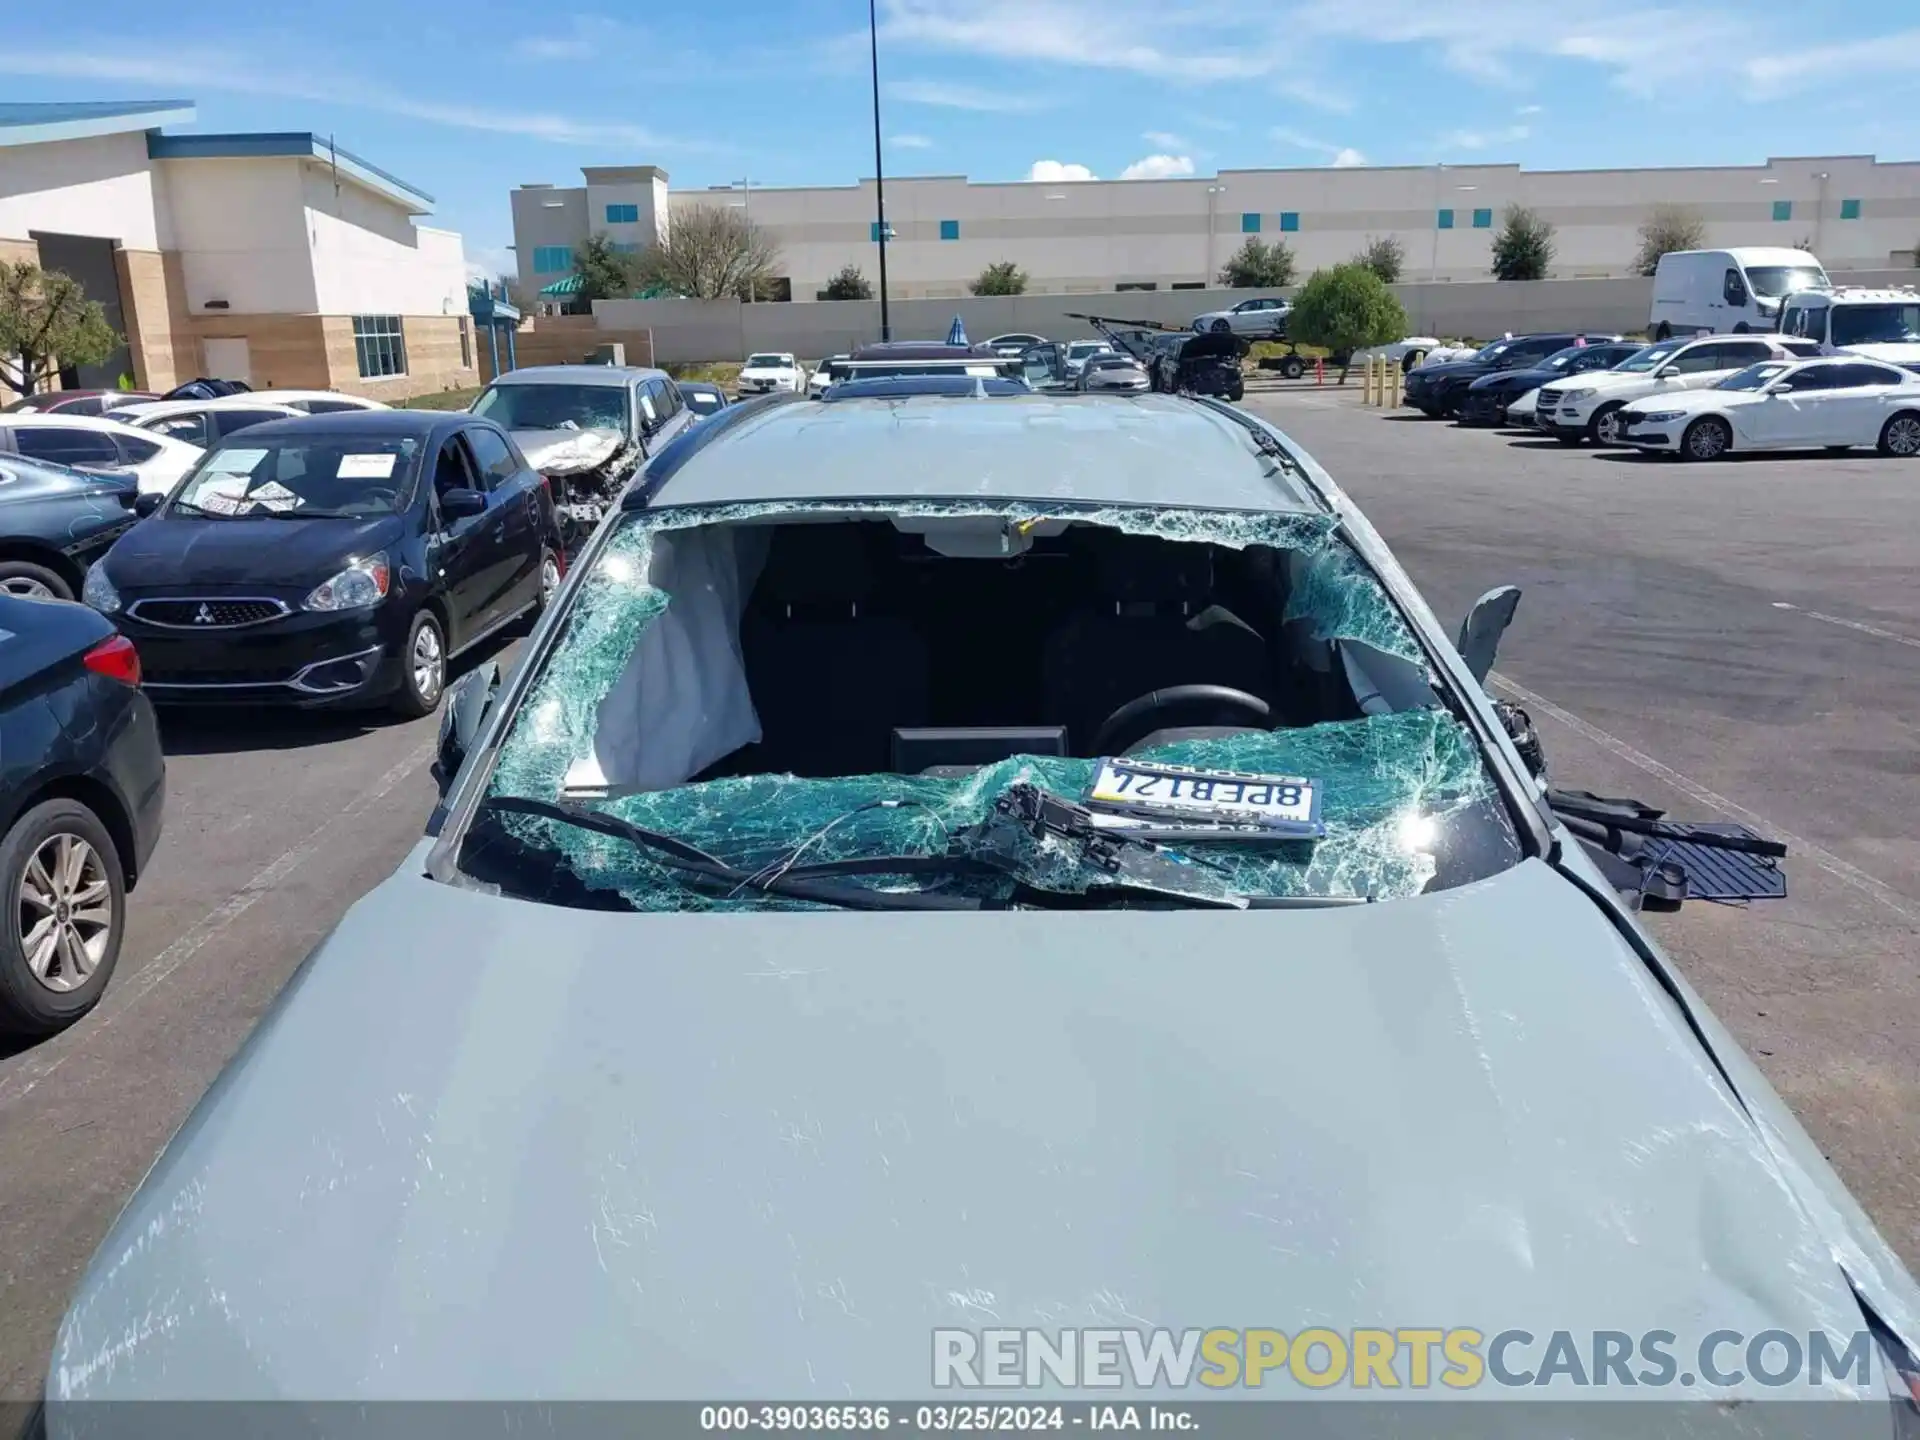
[1115, 281, 1158, 291]
[353, 315, 407, 379]
[1840, 198, 1862, 220]
[1172, 281, 1205, 290]
[1241, 212, 1262, 233]
[1437, 209, 1454, 230]
[605, 203, 639, 224]
[532, 245, 574, 274]
[939, 219, 960, 241]
[609, 241, 640, 254]
[1772, 199, 1793, 222]
[1472, 208, 1493, 228]
[459, 317, 472, 370]
[1279, 212, 1299, 232]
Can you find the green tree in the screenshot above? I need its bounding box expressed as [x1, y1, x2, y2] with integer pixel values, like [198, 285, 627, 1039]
[969, 261, 1028, 296]
[1286, 263, 1409, 381]
[575, 234, 640, 301]
[1631, 205, 1706, 277]
[822, 264, 873, 301]
[0, 262, 119, 396]
[1491, 206, 1556, 281]
[1353, 235, 1405, 285]
[633, 205, 784, 300]
[1217, 236, 1296, 289]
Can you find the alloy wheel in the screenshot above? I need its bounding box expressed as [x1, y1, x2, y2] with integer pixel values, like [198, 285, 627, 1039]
[1685, 418, 1730, 460]
[18, 833, 112, 993]
[1885, 416, 1920, 457]
[412, 623, 444, 704]
[1594, 407, 1625, 445]
[540, 553, 562, 605]
[0, 576, 55, 599]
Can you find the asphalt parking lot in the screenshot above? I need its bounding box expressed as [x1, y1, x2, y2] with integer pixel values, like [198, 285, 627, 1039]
[1, 390, 1917, 1402]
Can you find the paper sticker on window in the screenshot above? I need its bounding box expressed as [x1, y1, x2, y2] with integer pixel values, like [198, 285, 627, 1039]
[338, 453, 396, 479]
[639, 393, 656, 421]
[207, 448, 266, 472]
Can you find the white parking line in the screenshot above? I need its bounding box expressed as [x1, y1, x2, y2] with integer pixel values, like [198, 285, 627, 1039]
[0, 737, 437, 1110]
[1771, 601, 1920, 651]
[1491, 671, 1918, 927]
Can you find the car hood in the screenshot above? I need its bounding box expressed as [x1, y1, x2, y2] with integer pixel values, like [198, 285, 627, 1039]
[102, 512, 406, 591]
[1839, 341, 1920, 365]
[1623, 387, 1759, 413]
[511, 428, 628, 476]
[1406, 359, 1489, 383]
[47, 855, 1913, 1405]
[1470, 365, 1568, 391]
[1549, 369, 1666, 396]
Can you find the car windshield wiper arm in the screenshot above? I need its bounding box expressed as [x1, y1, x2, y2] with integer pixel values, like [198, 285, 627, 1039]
[1546, 790, 1787, 857]
[479, 795, 984, 911]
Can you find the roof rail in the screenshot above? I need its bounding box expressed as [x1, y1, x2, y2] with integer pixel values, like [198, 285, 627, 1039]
[623, 392, 802, 509]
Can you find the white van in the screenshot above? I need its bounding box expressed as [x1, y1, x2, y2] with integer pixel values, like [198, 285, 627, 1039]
[1778, 286, 1920, 367]
[1648, 248, 1830, 340]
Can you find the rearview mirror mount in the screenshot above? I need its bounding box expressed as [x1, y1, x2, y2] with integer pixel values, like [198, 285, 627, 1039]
[1456, 584, 1522, 687]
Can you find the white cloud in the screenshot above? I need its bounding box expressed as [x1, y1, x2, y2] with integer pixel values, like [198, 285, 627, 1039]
[465, 246, 515, 281]
[1744, 30, 1920, 96]
[1027, 160, 1098, 182]
[889, 133, 936, 148]
[1278, 77, 1352, 113]
[1272, 129, 1367, 167]
[879, 0, 1278, 82]
[1143, 130, 1189, 150]
[1516, 103, 1544, 114]
[0, 46, 711, 151]
[517, 36, 594, 59]
[1120, 153, 1196, 180]
[883, 78, 1048, 111]
[1435, 123, 1530, 151]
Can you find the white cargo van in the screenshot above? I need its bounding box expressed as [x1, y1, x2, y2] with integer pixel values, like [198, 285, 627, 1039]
[1648, 248, 1829, 339]
[1778, 286, 1920, 367]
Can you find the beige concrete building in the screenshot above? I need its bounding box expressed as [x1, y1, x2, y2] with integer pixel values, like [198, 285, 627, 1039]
[0, 100, 477, 402]
[512, 153, 1920, 302]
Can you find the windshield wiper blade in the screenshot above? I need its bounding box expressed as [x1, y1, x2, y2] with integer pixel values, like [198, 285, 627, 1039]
[479, 795, 983, 911]
[963, 783, 1252, 910]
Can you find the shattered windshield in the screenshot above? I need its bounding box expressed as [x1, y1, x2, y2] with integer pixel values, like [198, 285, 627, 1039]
[465, 500, 1521, 912]
[471, 383, 629, 433]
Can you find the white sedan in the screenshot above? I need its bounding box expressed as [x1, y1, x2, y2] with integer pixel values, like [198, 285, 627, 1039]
[1506, 387, 1543, 427]
[244, 389, 390, 414]
[809, 356, 847, 399]
[0, 413, 203, 495]
[111, 398, 303, 449]
[737, 353, 804, 395]
[1617, 356, 1920, 460]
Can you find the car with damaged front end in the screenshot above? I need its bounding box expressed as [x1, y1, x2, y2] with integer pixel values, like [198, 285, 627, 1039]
[468, 364, 698, 549]
[42, 392, 1920, 1428]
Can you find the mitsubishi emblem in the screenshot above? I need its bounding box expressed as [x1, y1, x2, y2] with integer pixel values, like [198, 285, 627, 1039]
[193, 603, 215, 625]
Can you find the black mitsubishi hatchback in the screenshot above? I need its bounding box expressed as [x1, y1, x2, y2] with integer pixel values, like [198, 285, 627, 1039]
[83, 411, 563, 716]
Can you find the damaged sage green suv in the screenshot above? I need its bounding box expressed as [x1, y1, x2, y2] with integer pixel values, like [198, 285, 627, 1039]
[45, 389, 1920, 1424]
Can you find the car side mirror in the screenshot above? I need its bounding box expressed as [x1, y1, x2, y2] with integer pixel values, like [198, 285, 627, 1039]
[133, 492, 164, 518]
[433, 661, 502, 796]
[440, 487, 486, 520]
[1456, 584, 1522, 686]
[1492, 700, 1547, 782]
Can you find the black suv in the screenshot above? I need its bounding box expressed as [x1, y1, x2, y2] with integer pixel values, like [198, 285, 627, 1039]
[1404, 333, 1621, 418]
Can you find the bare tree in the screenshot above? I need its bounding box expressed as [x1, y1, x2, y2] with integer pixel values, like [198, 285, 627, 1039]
[633, 206, 783, 301]
[1632, 205, 1707, 277]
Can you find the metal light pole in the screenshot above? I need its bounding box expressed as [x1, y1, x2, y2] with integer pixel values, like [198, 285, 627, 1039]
[731, 178, 759, 303]
[868, 0, 891, 340]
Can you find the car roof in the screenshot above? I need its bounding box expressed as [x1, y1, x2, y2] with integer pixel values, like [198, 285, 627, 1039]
[116, 398, 301, 419]
[849, 342, 996, 360]
[224, 409, 475, 442]
[0, 411, 147, 431]
[488, 365, 663, 386]
[644, 393, 1319, 514]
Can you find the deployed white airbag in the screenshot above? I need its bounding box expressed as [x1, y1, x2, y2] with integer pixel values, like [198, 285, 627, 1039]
[562, 525, 769, 794]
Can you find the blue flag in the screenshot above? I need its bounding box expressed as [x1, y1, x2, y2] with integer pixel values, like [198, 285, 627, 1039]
[947, 315, 969, 346]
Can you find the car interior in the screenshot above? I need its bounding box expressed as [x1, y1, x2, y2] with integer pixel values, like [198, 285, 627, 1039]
[660, 516, 1431, 785]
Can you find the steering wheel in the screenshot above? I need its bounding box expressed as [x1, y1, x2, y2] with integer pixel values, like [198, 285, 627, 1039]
[1088, 685, 1272, 757]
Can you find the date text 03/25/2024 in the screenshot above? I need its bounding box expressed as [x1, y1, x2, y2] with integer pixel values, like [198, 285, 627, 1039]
[698, 1404, 1197, 1432]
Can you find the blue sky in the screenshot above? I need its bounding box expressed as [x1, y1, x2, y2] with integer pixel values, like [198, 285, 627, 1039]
[4, 0, 1916, 278]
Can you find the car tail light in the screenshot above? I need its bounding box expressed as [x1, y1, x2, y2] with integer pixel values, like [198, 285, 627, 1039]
[83, 634, 142, 687]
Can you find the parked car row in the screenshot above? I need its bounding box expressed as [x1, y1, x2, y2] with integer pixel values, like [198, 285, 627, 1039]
[1409, 328, 1920, 460]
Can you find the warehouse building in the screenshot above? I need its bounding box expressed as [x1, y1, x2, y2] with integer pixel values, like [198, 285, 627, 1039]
[512, 153, 1920, 303]
[0, 100, 476, 400]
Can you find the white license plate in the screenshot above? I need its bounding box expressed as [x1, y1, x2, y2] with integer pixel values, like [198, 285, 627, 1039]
[562, 503, 605, 523]
[1085, 758, 1324, 838]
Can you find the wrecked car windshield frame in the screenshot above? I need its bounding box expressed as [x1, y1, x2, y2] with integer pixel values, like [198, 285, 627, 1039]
[433, 494, 1538, 912]
[470, 382, 632, 434]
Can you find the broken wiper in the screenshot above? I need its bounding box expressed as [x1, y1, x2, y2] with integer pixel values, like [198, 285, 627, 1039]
[479, 795, 987, 911]
[1547, 789, 1788, 907]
